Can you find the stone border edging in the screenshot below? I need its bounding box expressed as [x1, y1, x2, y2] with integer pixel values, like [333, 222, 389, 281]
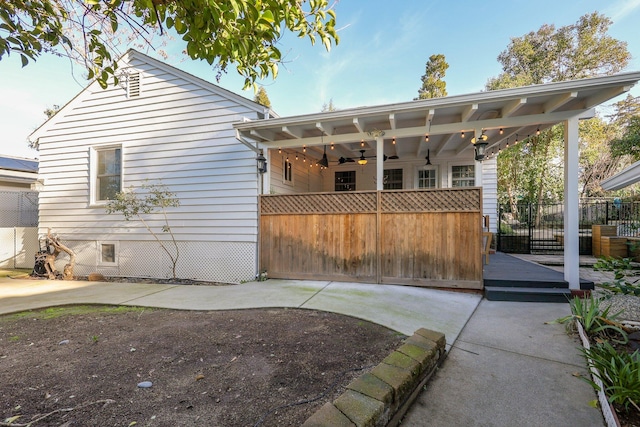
[302, 328, 446, 427]
[576, 321, 620, 427]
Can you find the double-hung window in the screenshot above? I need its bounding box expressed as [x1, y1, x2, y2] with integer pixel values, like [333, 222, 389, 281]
[451, 165, 475, 187]
[92, 146, 122, 203]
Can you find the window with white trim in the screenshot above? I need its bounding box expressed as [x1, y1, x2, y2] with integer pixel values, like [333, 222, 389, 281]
[98, 241, 118, 266]
[91, 145, 122, 203]
[417, 168, 437, 189]
[283, 157, 293, 185]
[451, 165, 475, 187]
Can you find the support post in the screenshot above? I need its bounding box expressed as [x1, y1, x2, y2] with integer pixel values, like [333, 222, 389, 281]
[376, 136, 384, 191]
[564, 117, 580, 290]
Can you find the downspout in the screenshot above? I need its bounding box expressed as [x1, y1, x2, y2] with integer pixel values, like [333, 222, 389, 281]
[235, 129, 265, 281]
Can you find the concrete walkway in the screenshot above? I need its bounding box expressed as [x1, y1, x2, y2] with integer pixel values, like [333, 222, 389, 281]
[0, 276, 480, 347]
[0, 275, 604, 426]
[402, 300, 604, 426]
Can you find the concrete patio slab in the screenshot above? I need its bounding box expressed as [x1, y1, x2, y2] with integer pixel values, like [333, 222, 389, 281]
[301, 282, 482, 345]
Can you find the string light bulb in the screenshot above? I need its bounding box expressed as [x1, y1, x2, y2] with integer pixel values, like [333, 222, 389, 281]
[425, 134, 429, 142]
[461, 131, 465, 139]
[360, 140, 365, 147]
[303, 145, 306, 153]
[392, 137, 396, 145]
[536, 127, 540, 136]
[499, 128, 504, 135]
[278, 147, 282, 154]
[330, 142, 334, 150]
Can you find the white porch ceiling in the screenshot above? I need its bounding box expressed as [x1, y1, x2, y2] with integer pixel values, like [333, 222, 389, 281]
[235, 72, 640, 162]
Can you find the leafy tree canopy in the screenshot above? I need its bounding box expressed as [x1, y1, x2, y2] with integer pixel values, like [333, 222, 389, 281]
[254, 86, 272, 108]
[415, 53, 448, 100]
[486, 12, 629, 89]
[610, 116, 640, 162]
[0, 0, 339, 89]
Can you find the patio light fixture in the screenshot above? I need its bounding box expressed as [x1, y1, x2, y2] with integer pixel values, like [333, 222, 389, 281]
[256, 150, 267, 173]
[317, 145, 329, 168]
[471, 131, 489, 161]
[357, 150, 368, 165]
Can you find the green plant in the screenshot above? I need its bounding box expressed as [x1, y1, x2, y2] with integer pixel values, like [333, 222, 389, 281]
[554, 296, 627, 343]
[499, 222, 514, 234]
[90, 335, 100, 344]
[106, 181, 180, 279]
[582, 342, 640, 412]
[594, 257, 640, 296]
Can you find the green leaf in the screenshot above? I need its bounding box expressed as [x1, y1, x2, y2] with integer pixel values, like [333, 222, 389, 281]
[588, 399, 599, 408]
[20, 54, 28, 67]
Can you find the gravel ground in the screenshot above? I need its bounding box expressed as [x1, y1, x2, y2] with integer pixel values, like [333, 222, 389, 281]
[592, 291, 640, 323]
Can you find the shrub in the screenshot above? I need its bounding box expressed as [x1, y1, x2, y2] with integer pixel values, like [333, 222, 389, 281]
[582, 342, 640, 412]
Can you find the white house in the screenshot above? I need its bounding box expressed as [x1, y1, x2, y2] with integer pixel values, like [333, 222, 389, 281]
[29, 50, 272, 282]
[29, 50, 640, 287]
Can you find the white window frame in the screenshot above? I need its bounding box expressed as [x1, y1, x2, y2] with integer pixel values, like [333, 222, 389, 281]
[283, 156, 294, 186]
[449, 163, 476, 188]
[415, 166, 439, 189]
[90, 144, 123, 206]
[97, 241, 119, 267]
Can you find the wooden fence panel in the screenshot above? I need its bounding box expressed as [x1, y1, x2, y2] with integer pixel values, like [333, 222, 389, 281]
[260, 189, 482, 288]
[260, 213, 377, 281]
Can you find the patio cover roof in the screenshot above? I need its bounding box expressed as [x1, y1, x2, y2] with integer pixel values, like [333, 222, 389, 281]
[235, 72, 640, 161]
[601, 159, 640, 191]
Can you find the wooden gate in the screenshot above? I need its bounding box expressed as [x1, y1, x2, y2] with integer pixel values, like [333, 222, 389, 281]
[259, 188, 483, 289]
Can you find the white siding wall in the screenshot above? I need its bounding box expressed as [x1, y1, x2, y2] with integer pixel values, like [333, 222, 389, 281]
[268, 150, 323, 194]
[481, 157, 498, 233]
[37, 56, 262, 282]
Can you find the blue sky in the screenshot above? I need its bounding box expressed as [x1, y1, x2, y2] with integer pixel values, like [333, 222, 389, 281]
[1, 0, 640, 159]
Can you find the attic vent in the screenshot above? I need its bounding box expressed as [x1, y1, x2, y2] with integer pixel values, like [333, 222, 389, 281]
[118, 70, 142, 98]
[127, 73, 141, 97]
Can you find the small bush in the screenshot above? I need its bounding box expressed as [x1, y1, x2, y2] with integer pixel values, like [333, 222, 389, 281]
[582, 342, 640, 412]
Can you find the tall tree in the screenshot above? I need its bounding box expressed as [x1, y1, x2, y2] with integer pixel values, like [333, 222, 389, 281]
[254, 86, 271, 108]
[415, 54, 448, 100]
[487, 12, 629, 88]
[488, 12, 630, 213]
[0, 0, 339, 89]
[321, 98, 337, 112]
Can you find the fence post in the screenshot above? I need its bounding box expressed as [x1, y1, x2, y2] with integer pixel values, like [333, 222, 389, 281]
[605, 201, 609, 225]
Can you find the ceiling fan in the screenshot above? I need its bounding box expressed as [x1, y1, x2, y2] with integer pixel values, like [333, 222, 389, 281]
[338, 150, 399, 165]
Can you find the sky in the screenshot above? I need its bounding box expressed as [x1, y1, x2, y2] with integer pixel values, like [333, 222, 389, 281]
[1, 0, 640, 160]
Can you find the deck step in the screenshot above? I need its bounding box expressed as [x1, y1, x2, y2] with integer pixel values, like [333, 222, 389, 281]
[484, 286, 571, 303]
[484, 278, 568, 289]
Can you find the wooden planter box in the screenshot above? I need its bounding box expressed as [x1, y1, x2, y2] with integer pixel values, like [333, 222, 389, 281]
[600, 236, 628, 259]
[592, 225, 617, 257]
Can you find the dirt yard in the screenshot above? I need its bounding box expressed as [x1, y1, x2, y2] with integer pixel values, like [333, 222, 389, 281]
[0, 306, 405, 426]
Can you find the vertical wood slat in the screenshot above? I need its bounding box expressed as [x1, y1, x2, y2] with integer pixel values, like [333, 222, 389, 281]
[260, 189, 482, 288]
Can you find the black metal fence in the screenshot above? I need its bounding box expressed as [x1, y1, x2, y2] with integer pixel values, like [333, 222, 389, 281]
[497, 201, 640, 254]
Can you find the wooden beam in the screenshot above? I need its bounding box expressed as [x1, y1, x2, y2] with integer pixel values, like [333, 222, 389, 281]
[281, 126, 302, 139]
[316, 122, 334, 135]
[543, 92, 577, 113]
[389, 113, 396, 130]
[584, 86, 631, 110]
[353, 117, 365, 133]
[461, 104, 478, 122]
[502, 98, 527, 118]
[425, 109, 435, 127]
[434, 134, 455, 156]
[249, 129, 276, 141]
